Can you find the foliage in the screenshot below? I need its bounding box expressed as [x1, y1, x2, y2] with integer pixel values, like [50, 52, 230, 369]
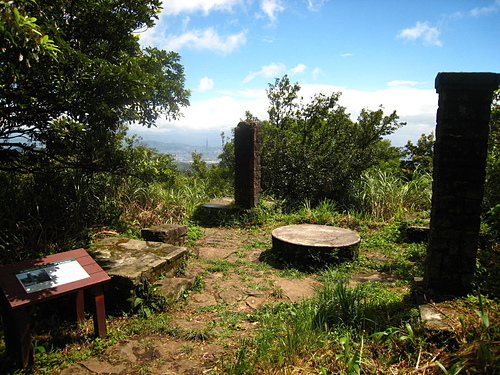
[261, 75, 405, 205]
[485, 204, 500, 241]
[1, 0, 189, 173]
[400, 132, 435, 179]
[0, 137, 182, 262]
[218, 130, 236, 180]
[186, 151, 233, 198]
[485, 90, 500, 208]
[0, 0, 59, 78]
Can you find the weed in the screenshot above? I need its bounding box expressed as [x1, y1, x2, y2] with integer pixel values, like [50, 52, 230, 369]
[187, 224, 204, 246]
[270, 285, 285, 299]
[436, 360, 466, 375]
[337, 334, 363, 375]
[183, 328, 212, 342]
[190, 274, 205, 293]
[275, 268, 307, 279]
[226, 341, 253, 375]
[353, 169, 432, 222]
[312, 281, 366, 331]
[128, 280, 168, 318]
[205, 259, 234, 275]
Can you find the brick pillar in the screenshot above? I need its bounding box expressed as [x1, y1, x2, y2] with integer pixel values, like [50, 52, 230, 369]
[425, 72, 499, 296]
[234, 121, 262, 209]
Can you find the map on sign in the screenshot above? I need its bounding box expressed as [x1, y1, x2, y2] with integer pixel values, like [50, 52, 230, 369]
[15, 258, 90, 294]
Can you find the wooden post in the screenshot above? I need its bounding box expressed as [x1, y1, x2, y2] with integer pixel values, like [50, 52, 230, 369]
[92, 285, 107, 338]
[75, 289, 85, 322]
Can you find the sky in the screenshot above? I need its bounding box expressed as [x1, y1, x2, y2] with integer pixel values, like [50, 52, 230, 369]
[131, 0, 500, 147]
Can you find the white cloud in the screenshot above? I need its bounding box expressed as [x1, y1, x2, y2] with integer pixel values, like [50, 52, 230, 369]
[307, 0, 330, 12]
[129, 83, 438, 147]
[289, 63, 307, 75]
[260, 0, 285, 23]
[340, 53, 353, 57]
[137, 90, 269, 132]
[311, 67, 322, 80]
[197, 77, 215, 92]
[243, 62, 286, 83]
[471, 0, 500, 17]
[162, 0, 242, 15]
[387, 80, 427, 89]
[181, 16, 191, 31]
[397, 21, 442, 47]
[163, 28, 247, 53]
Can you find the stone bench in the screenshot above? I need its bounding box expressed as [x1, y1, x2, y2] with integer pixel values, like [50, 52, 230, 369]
[88, 237, 188, 308]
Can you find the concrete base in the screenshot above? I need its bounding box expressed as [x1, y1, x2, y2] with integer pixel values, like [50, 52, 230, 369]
[271, 224, 360, 270]
[193, 197, 274, 227]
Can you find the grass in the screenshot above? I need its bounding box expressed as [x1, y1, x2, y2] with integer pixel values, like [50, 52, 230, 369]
[2, 198, 500, 374]
[224, 284, 499, 375]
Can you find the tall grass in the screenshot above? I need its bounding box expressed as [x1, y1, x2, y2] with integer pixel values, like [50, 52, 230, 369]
[117, 176, 225, 229]
[353, 169, 432, 221]
[227, 277, 417, 374]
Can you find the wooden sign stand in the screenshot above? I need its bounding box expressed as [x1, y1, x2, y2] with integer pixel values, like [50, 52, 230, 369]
[0, 248, 110, 368]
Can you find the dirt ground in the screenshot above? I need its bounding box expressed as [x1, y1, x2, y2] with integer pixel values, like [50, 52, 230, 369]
[59, 226, 392, 375]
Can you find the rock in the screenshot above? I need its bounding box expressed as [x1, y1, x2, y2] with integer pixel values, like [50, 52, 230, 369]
[141, 224, 188, 246]
[245, 295, 267, 309]
[59, 364, 93, 375]
[271, 277, 321, 303]
[197, 246, 235, 260]
[78, 357, 127, 374]
[419, 304, 449, 331]
[202, 197, 235, 209]
[348, 271, 397, 288]
[157, 277, 194, 300]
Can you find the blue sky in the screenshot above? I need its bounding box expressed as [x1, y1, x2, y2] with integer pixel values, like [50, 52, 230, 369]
[132, 0, 500, 147]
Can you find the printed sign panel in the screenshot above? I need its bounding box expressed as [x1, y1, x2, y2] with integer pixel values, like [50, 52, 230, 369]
[15, 258, 90, 294]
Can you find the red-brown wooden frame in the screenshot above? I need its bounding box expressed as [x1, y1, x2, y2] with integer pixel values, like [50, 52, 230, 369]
[0, 249, 110, 368]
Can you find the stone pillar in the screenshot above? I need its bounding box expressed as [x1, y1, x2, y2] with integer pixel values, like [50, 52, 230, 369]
[425, 72, 499, 296]
[234, 120, 262, 209]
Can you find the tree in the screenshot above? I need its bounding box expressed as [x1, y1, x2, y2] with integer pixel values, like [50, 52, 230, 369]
[400, 133, 434, 178]
[0, 0, 190, 173]
[0, 0, 190, 259]
[261, 76, 405, 205]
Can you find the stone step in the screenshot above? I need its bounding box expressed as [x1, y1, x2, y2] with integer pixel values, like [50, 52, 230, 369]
[402, 225, 429, 243]
[141, 224, 188, 246]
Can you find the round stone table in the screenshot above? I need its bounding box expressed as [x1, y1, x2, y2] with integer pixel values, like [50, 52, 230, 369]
[271, 224, 361, 270]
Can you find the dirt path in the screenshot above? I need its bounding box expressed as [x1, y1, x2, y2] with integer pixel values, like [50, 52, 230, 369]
[60, 226, 323, 375]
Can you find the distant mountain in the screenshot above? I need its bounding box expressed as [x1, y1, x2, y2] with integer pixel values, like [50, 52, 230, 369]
[138, 139, 222, 163]
[130, 128, 227, 147]
[128, 128, 228, 162]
